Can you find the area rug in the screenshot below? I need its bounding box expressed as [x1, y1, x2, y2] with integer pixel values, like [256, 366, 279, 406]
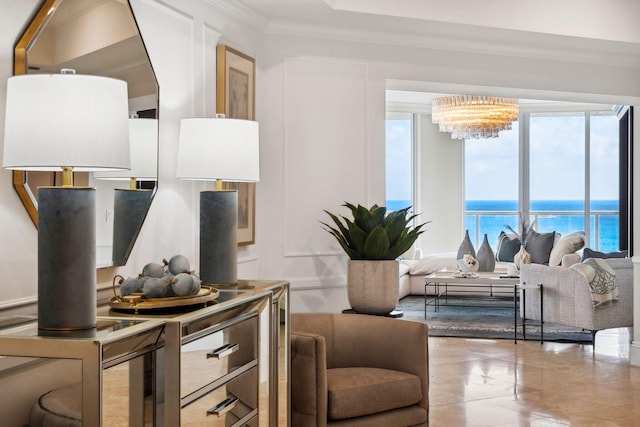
[397, 295, 593, 342]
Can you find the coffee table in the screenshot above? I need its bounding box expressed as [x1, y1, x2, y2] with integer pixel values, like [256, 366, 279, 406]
[424, 271, 543, 342]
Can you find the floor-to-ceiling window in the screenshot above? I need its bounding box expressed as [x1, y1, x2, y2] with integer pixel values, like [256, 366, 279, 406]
[464, 110, 622, 251]
[385, 112, 415, 212]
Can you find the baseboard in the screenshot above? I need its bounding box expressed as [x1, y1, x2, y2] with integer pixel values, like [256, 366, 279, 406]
[630, 341, 640, 366]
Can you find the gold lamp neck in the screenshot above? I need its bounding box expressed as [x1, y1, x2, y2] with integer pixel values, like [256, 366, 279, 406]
[62, 166, 73, 187]
[215, 179, 223, 191]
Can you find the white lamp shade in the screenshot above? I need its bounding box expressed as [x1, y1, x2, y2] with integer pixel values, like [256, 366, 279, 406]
[2, 73, 130, 172]
[93, 118, 158, 180]
[176, 117, 259, 182]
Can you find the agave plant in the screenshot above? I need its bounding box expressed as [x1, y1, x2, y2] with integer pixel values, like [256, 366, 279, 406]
[322, 202, 427, 260]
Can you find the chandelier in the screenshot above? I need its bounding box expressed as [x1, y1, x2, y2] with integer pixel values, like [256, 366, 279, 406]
[431, 95, 519, 139]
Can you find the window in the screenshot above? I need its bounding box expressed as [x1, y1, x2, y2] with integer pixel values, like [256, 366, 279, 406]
[386, 113, 414, 212]
[464, 110, 622, 251]
[464, 124, 519, 249]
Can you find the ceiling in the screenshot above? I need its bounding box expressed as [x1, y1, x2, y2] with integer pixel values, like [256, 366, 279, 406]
[238, 0, 640, 45]
[234, 0, 639, 110]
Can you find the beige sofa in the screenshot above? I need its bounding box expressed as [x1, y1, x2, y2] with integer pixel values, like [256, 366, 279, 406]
[519, 257, 633, 343]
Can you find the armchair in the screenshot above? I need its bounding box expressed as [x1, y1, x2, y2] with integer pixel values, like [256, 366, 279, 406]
[290, 313, 428, 426]
[519, 258, 633, 344]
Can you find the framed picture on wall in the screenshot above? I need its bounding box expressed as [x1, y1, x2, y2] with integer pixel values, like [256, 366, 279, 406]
[217, 44, 256, 245]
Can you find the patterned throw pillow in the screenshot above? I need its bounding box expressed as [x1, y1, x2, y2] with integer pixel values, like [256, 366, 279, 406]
[570, 258, 618, 307]
[495, 231, 521, 262]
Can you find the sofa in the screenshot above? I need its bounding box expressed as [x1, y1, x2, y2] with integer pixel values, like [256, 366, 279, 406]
[398, 231, 587, 298]
[519, 257, 633, 343]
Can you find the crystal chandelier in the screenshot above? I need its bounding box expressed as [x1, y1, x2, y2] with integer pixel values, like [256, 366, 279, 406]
[431, 95, 519, 139]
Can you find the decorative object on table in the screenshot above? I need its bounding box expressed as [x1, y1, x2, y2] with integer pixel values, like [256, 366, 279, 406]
[94, 117, 158, 266]
[513, 244, 532, 269]
[3, 71, 130, 331]
[109, 254, 217, 312]
[505, 213, 535, 269]
[217, 44, 257, 245]
[457, 254, 479, 272]
[431, 95, 519, 139]
[176, 116, 259, 286]
[115, 254, 202, 298]
[456, 229, 476, 260]
[452, 271, 479, 279]
[476, 233, 496, 272]
[322, 203, 427, 315]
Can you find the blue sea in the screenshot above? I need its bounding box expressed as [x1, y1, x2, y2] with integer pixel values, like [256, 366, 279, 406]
[386, 199, 620, 252]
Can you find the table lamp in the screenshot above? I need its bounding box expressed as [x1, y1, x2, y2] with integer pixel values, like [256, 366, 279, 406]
[94, 117, 158, 265]
[2, 71, 130, 331]
[176, 116, 259, 286]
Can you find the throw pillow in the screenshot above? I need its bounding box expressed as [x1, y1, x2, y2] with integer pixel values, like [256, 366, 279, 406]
[525, 230, 556, 265]
[495, 231, 521, 262]
[409, 252, 458, 275]
[582, 247, 628, 261]
[570, 258, 618, 306]
[548, 231, 586, 266]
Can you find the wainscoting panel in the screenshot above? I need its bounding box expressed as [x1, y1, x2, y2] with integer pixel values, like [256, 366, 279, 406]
[283, 57, 369, 257]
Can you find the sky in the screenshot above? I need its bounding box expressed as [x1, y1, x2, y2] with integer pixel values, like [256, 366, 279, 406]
[386, 111, 620, 203]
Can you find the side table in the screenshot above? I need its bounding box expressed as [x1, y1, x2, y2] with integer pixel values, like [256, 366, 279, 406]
[514, 283, 543, 343]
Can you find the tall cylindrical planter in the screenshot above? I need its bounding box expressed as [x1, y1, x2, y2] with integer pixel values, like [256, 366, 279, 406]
[200, 190, 238, 285]
[456, 229, 476, 260]
[476, 234, 496, 272]
[347, 260, 399, 315]
[38, 187, 96, 331]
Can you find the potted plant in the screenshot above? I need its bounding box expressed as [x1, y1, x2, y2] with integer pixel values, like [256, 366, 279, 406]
[322, 202, 427, 315]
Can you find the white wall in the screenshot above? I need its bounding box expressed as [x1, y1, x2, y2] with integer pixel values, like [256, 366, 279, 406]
[417, 115, 464, 255]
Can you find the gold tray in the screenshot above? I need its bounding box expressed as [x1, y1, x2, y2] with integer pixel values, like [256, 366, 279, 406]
[108, 286, 219, 312]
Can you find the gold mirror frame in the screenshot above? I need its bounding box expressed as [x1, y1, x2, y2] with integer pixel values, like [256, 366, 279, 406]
[14, 0, 159, 266]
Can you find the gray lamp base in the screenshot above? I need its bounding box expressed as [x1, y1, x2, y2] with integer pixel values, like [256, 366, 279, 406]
[200, 190, 238, 285]
[38, 187, 96, 331]
[112, 188, 153, 266]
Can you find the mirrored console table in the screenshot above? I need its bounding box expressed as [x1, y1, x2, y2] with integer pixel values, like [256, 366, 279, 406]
[103, 279, 290, 426]
[0, 280, 289, 426]
[0, 317, 166, 426]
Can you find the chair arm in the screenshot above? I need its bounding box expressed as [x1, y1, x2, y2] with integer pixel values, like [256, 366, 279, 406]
[291, 331, 328, 427]
[520, 264, 596, 327]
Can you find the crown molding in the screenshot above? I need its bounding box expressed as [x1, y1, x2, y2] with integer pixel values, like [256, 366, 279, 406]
[208, 0, 640, 70]
[204, 0, 269, 31]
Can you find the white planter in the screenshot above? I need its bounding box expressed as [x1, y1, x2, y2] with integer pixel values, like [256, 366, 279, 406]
[347, 260, 399, 315]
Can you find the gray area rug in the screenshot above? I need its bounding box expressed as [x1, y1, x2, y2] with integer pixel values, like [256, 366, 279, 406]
[397, 295, 593, 342]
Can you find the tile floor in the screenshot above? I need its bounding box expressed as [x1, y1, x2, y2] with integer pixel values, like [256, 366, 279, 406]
[428, 328, 640, 426]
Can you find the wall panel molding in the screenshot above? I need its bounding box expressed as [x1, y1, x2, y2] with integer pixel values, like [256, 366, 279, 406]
[283, 56, 369, 258]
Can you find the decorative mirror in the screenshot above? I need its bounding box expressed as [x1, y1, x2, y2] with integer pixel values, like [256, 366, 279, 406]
[14, 0, 159, 267]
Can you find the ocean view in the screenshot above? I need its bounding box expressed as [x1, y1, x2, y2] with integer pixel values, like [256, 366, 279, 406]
[387, 199, 620, 252]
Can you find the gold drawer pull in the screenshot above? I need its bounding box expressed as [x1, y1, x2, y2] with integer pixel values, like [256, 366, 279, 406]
[207, 343, 239, 359]
[207, 396, 238, 417]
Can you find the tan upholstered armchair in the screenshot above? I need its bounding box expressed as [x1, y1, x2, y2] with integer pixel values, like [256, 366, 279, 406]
[290, 313, 429, 426]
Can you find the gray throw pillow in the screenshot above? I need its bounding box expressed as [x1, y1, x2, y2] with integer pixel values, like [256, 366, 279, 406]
[582, 247, 628, 261]
[525, 230, 556, 264]
[495, 231, 521, 262]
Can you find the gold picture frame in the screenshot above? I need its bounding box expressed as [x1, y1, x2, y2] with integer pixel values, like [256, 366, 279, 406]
[217, 45, 256, 245]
